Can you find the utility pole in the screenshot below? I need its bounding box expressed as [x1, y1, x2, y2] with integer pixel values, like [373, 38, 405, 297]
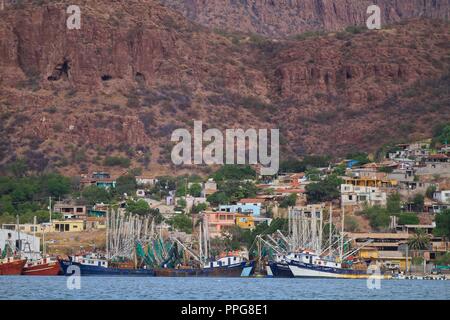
[48, 196, 52, 224]
[16, 215, 21, 256]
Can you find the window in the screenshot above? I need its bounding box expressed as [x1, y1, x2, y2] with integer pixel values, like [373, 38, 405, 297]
[65, 224, 69, 231]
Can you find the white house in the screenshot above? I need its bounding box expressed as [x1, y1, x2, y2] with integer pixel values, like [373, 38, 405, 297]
[341, 184, 387, 209]
[136, 176, 158, 186]
[433, 190, 450, 204]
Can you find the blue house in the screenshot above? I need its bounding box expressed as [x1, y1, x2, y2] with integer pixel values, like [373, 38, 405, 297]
[218, 204, 261, 216]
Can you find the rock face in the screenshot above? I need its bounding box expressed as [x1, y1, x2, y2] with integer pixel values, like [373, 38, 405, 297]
[0, 0, 449, 174]
[159, 0, 450, 37]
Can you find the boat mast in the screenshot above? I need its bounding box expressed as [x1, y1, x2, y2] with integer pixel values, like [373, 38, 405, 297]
[199, 215, 203, 263]
[106, 208, 110, 259]
[340, 206, 345, 259]
[329, 203, 332, 257]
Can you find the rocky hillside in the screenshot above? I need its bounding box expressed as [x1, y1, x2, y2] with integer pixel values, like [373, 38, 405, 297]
[0, 0, 449, 176]
[159, 0, 450, 37]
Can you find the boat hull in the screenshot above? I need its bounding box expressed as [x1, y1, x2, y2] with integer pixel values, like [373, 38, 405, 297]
[22, 261, 61, 276]
[155, 262, 252, 277]
[269, 261, 294, 278]
[59, 259, 155, 276]
[0, 259, 27, 275]
[288, 260, 388, 279]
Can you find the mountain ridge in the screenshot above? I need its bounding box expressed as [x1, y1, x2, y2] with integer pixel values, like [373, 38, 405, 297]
[0, 0, 449, 176]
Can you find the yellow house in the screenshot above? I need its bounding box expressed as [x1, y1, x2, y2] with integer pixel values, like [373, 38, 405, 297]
[358, 247, 379, 260]
[51, 220, 84, 232]
[235, 214, 255, 230]
[358, 248, 411, 271]
[344, 177, 397, 188]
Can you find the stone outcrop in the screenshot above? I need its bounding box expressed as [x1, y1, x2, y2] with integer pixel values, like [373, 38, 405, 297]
[159, 0, 450, 37]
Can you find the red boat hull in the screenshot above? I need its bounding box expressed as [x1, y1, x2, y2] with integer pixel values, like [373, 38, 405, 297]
[22, 261, 61, 276]
[0, 259, 27, 275]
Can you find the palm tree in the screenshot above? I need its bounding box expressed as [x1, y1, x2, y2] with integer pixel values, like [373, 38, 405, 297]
[407, 230, 430, 251]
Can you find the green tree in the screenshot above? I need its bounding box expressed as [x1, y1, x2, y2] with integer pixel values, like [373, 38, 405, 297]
[346, 152, 370, 165]
[306, 174, 343, 203]
[207, 191, 230, 205]
[411, 194, 425, 212]
[211, 165, 256, 182]
[177, 198, 187, 208]
[81, 185, 111, 205]
[126, 199, 151, 215]
[432, 123, 450, 146]
[115, 174, 137, 196]
[191, 203, 207, 214]
[426, 185, 437, 199]
[175, 183, 187, 197]
[279, 194, 297, 208]
[358, 205, 390, 231]
[6, 159, 28, 178]
[398, 212, 420, 225]
[168, 214, 193, 234]
[43, 173, 71, 198]
[407, 230, 430, 250]
[434, 209, 450, 238]
[0, 195, 15, 214]
[189, 183, 202, 197]
[387, 193, 402, 215]
[435, 252, 450, 266]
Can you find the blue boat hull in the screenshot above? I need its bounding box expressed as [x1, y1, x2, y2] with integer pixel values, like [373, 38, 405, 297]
[154, 261, 254, 277]
[60, 259, 155, 276]
[269, 261, 294, 278]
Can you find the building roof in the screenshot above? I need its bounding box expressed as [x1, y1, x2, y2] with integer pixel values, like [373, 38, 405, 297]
[238, 198, 264, 204]
[346, 232, 412, 240]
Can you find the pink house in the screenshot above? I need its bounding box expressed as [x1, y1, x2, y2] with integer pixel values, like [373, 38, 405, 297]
[203, 212, 236, 238]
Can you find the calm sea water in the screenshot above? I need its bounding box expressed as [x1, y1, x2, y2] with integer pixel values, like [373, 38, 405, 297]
[1, 276, 449, 300]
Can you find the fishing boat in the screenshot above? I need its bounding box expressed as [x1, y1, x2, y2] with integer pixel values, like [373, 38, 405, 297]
[268, 254, 294, 278]
[154, 253, 253, 277]
[22, 257, 61, 276]
[285, 250, 385, 279]
[59, 253, 155, 276]
[1, 226, 27, 275]
[0, 257, 27, 275]
[152, 213, 254, 277]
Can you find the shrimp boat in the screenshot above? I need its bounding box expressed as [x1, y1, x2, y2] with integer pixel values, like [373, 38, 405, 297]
[266, 205, 390, 279]
[0, 231, 27, 275]
[152, 213, 254, 277]
[0, 257, 27, 275]
[285, 250, 387, 279]
[154, 252, 253, 277]
[268, 254, 294, 278]
[59, 253, 155, 276]
[22, 256, 61, 276]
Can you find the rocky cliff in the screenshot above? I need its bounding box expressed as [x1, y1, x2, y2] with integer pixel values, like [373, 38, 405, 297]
[159, 0, 450, 37]
[0, 0, 449, 175]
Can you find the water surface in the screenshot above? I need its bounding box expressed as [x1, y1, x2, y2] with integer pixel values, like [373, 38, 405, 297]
[1, 276, 449, 300]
